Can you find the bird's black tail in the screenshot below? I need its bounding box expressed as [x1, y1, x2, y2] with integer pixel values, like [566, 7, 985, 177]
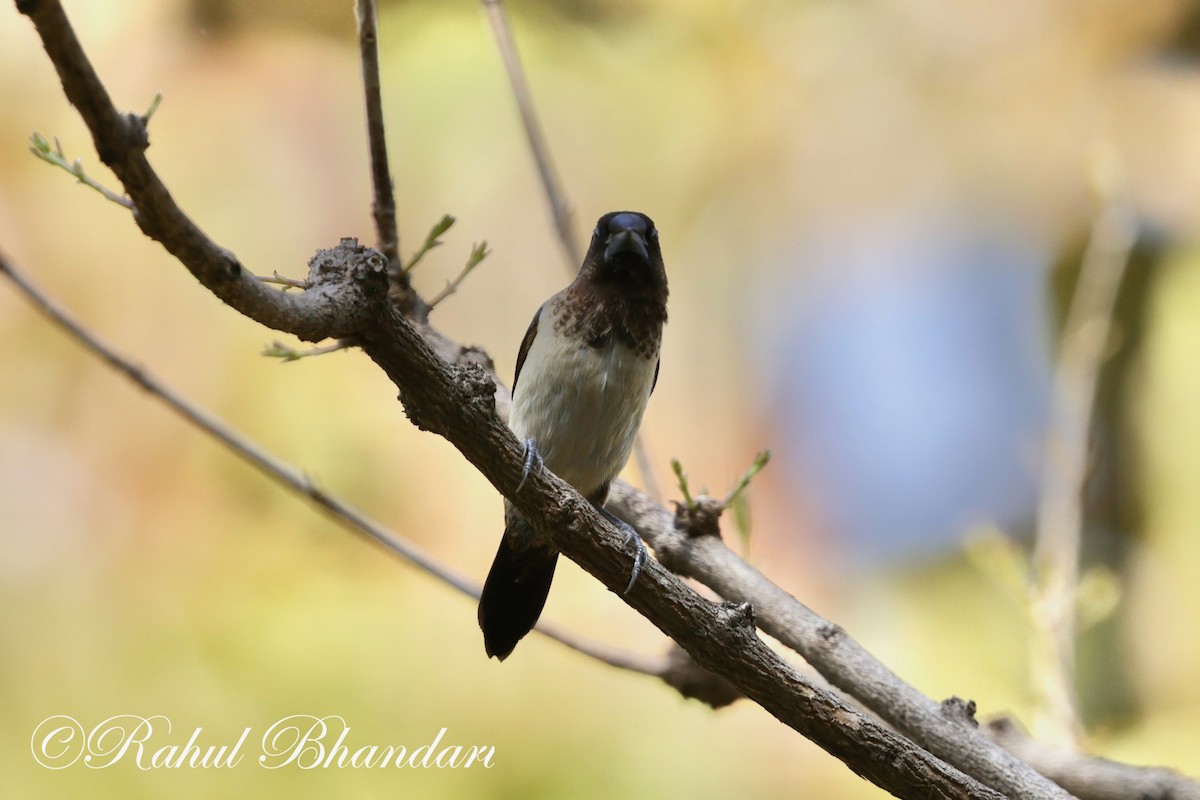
[478, 520, 558, 660]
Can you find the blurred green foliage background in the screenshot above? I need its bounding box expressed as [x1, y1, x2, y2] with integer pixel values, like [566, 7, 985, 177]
[2, 0, 1199, 797]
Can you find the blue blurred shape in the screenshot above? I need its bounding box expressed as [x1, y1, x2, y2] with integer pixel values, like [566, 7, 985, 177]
[756, 216, 1051, 565]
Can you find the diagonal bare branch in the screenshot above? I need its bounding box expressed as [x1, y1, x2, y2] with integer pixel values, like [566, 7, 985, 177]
[18, 1, 1197, 798]
[13, 5, 1011, 794]
[0, 246, 680, 687]
[607, 485, 1075, 798]
[0, 248, 453, 592]
[1, 250, 734, 703]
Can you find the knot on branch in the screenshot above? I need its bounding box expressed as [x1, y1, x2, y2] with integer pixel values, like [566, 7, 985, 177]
[940, 696, 979, 728]
[456, 343, 496, 374]
[718, 600, 756, 630]
[660, 644, 743, 709]
[122, 112, 149, 151]
[95, 112, 149, 168]
[307, 237, 388, 293]
[673, 494, 723, 539]
[818, 621, 844, 641]
[454, 361, 498, 420]
[298, 238, 390, 341]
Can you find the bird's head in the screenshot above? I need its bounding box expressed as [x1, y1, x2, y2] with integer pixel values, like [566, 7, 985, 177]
[583, 211, 667, 293]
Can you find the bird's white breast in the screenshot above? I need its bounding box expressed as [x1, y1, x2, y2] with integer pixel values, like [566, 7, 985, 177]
[509, 308, 657, 498]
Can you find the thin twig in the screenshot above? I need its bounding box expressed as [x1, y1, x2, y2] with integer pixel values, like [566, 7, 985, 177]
[536, 618, 668, 675]
[479, 0, 580, 269]
[356, 0, 400, 274]
[1029, 145, 1137, 746]
[633, 434, 663, 504]
[722, 449, 772, 506]
[405, 213, 455, 275]
[263, 339, 349, 361]
[29, 132, 133, 209]
[428, 241, 490, 308]
[479, 0, 662, 502]
[142, 91, 162, 123]
[0, 250, 454, 587]
[257, 271, 307, 289]
[0, 247, 671, 674]
[670, 458, 696, 511]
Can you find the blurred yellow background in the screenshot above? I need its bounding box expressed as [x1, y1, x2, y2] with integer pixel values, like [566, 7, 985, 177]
[2, 0, 1199, 797]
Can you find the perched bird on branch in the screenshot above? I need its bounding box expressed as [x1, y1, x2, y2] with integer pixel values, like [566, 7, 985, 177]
[478, 211, 669, 660]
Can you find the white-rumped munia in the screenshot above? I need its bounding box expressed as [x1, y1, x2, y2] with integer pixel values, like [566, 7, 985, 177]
[478, 211, 669, 660]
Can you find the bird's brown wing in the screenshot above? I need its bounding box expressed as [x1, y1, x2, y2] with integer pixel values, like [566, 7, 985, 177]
[512, 305, 541, 393]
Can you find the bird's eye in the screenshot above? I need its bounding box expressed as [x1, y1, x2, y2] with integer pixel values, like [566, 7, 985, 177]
[648, 227, 659, 242]
[592, 226, 602, 241]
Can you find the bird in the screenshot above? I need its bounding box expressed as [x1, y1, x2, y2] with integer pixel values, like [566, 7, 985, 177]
[478, 210, 669, 660]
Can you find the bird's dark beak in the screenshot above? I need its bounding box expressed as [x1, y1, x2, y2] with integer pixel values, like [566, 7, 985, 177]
[605, 228, 649, 265]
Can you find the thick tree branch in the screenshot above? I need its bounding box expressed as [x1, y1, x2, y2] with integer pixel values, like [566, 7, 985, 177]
[15, 2, 1198, 798]
[606, 488, 1073, 798]
[346, 263, 1005, 798]
[14, 4, 1004, 795]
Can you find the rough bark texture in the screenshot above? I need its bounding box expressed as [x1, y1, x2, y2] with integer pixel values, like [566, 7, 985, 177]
[14, 1, 1200, 798]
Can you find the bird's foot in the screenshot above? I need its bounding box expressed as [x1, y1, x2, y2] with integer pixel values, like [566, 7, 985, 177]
[515, 438, 543, 493]
[599, 507, 649, 594]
